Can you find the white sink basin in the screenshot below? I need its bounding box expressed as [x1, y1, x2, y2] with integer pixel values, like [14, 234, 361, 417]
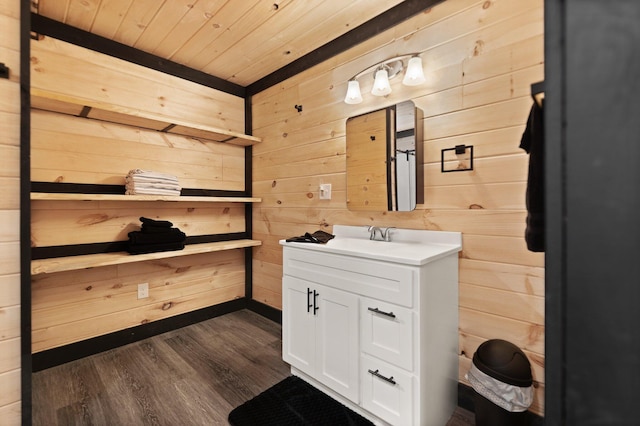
[280, 225, 461, 265]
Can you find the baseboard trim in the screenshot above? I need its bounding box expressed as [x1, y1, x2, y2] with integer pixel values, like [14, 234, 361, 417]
[246, 299, 282, 324]
[32, 298, 246, 371]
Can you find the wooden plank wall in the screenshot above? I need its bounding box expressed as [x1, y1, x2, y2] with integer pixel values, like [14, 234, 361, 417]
[29, 38, 249, 353]
[251, 0, 545, 416]
[0, 0, 22, 423]
[31, 37, 245, 133]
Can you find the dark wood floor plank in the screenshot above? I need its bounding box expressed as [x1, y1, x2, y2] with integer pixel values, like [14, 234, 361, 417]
[171, 377, 234, 424]
[94, 349, 163, 425]
[32, 357, 107, 424]
[32, 309, 475, 425]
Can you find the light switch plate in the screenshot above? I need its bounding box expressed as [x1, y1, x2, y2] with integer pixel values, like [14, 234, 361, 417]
[137, 282, 149, 299]
[319, 184, 332, 200]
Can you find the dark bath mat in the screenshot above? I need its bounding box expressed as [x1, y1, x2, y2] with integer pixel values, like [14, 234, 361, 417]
[228, 376, 374, 426]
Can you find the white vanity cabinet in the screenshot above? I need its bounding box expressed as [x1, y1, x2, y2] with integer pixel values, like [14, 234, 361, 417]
[281, 225, 462, 426]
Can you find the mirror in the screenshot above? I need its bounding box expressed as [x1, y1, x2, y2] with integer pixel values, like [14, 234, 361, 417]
[346, 101, 423, 211]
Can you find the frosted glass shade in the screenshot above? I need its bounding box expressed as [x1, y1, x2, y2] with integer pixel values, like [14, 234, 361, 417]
[371, 69, 392, 96]
[344, 80, 363, 104]
[402, 56, 425, 86]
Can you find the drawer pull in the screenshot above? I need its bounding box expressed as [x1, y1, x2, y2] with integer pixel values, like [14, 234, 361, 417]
[368, 369, 397, 385]
[368, 307, 396, 318]
[307, 288, 313, 313]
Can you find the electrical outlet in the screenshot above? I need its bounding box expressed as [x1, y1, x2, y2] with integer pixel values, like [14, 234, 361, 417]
[319, 183, 332, 200]
[137, 282, 149, 299]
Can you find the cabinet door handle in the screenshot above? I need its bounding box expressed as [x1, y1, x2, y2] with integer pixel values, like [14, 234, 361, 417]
[368, 307, 396, 318]
[368, 369, 397, 385]
[313, 290, 320, 315]
[307, 288, 313, 313]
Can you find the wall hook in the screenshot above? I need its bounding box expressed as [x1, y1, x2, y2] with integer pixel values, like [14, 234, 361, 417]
[294, 104, 303, 112]
[0, 63, 9, 79]
[531, 81, 545, 107]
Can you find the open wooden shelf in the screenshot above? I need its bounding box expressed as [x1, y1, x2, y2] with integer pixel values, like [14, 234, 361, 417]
[31, 192, 261, 203]
[31, 88, 262, 147]
[31, 239, 262, 275]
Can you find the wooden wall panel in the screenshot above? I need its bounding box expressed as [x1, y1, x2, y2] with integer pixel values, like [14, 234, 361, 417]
[32, 250, 245, 352]
[31, 110, 245, 190]
[0, 0, 22, 422]
[251, 0, 545, 416]
[31, 37, 245, 134]
[0, 0, 21, 425]
[31, 200, 246, 247]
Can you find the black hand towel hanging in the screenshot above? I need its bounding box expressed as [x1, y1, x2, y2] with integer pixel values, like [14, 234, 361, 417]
[520, 101, 545, 252]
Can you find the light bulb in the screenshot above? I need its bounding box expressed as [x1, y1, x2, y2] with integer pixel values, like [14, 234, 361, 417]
[344, 80, 363, 104]
[402, 56, 425, 86]
[371, 69, 391, 96]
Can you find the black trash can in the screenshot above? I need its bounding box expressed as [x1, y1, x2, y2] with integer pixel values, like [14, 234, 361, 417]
[467, 339, 533, 426]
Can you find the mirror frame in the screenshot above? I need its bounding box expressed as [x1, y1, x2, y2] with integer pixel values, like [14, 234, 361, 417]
[346, 101, 423, 211]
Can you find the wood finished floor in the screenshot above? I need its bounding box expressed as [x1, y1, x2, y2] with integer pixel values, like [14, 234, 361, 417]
[32, 309, 475, 425]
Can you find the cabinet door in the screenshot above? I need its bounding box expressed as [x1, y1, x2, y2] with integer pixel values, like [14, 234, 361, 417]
[282, 275, 315, 376]
[315, 284, 360, 403]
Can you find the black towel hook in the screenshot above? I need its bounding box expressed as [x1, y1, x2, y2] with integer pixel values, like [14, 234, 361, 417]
[531, 81, 545, 107]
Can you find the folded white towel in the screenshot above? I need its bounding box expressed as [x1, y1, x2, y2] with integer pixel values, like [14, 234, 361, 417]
[126, 175, 180, 185]
[127, 169, 179, 181]
[126, 182, 181, 191]
[125, 187, 181, 196]
[124, 169, 182, 196]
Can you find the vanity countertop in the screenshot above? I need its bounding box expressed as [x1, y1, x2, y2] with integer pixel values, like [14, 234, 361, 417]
[280, 225, 461, 266]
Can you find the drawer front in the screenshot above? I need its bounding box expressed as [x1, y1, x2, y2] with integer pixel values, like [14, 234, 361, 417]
[361, 298, 413, 370]
[361, 355, 414, 426]
[283, 247, 415, 307]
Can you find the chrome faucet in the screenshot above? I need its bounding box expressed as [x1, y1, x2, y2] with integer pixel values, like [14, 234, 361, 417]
[368, 226, 395, 242]
[382, 227, 395, 242]
[368, 226, 383, 241]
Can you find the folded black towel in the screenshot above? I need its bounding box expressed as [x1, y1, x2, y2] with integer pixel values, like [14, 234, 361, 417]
[141, 225, 180, 234]
[128, 229, 186, 245]
[140, 216, 173, 228]
[127, 241, 185, 255]
[286, 230, 335, 244]
[128, 217, 186, 254]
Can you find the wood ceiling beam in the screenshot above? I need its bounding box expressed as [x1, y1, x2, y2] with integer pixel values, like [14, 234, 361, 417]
[246, 0, 445, 96]
[30, 13, 246, 98]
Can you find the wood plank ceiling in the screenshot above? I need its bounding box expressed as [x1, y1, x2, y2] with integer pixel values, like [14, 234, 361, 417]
[32, 0, 408, 89]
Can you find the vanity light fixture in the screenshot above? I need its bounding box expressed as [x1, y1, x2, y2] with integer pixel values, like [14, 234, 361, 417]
[403, 56, 426, 86]
[343, 54, 425, 105]
[371, 68, 392, 96]
[344, 80, 363, 104]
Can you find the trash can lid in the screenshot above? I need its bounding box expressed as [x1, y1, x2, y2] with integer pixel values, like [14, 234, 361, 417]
[472, 339, 533, 387]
